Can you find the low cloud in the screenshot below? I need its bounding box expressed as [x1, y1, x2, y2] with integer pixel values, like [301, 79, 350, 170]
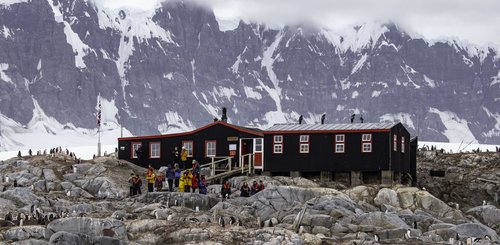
[101, 0, 500, 46]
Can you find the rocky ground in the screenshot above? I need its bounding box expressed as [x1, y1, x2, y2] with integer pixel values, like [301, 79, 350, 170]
[0, 152, 498, 244]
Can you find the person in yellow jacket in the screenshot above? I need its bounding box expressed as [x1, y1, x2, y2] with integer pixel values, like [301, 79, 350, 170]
[178, 173, 186, 193]
[146, 168, 155, 192]
[185, 170, 193, 193]
[180, 146, 188, 169]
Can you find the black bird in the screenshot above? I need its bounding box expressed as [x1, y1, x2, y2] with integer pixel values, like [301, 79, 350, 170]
[218, 216, 225, 227]
[350, 114, 355, 123]
[5, 212, 12, 221]
[359, 115, 364, 123]
[229, 216, 236, 225]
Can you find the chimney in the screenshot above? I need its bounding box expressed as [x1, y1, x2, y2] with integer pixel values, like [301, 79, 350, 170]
[360, 115, 364, 123]
[350, 114, 355, 123]
[221, 107, 228, 122]
[299, 115, 304, 124]
[321, 114, 326, 124]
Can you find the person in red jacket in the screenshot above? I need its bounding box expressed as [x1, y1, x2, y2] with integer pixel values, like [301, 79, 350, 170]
[191, 173, 199, 193]
[258, 180, 265, 192]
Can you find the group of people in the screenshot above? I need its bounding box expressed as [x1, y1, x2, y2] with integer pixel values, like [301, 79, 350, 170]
[239, 180, 265, 197]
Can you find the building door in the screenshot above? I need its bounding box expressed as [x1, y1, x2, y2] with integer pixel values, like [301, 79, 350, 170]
[254, 138, 263, 168]
[240, 139, 253, 166]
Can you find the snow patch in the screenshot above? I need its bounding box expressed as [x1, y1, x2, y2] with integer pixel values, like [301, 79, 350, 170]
[423, 75, 436, 88]
[212, 86, 237, 102]
[1, 25, 12, 38]
[322, 22, 389, 53]
[351, 54, 368, 74]
[429, 108, 478, 143]
[481, 107, 500, 138]
[0, 98, 131, 154]
[379, 113, 415, 130]
[371, 90, 381, 97]
[351, 91, 359, 99]
[0, 0, 28, 5]
[0, 63, 13, 85]
[260, 31, 284, 116]
[163, 72, 173, 80]
[191, 59, 196, 84]
[244, 86, 262, 100]
[157, 111, 193, 134]
[47, 0, 89, 69]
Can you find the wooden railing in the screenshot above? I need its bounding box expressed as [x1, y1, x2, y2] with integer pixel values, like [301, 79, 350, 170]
[179, 154, 255, 182]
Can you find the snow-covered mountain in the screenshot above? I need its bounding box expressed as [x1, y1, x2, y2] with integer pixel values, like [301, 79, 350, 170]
[0, 0, 499, 151]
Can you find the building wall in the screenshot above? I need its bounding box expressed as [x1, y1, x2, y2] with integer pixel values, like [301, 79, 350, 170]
[263, 131, 391, 172]
[390, 123, 411, 173]
[118, 124, 262, 169]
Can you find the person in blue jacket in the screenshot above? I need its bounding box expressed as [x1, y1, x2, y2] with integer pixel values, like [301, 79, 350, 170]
[166, 164, 175, 192]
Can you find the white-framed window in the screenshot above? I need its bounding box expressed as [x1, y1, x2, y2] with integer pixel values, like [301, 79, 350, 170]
[362, 134, 372, 153]
[274, 135, 283, 143]
[150, 142, 161, 158]
[273, 135, 283, 154]
[299, 135, 309, 143]
[182, 141, 193, 157]
[131, 142, 142, 159]
[300, 143, 309, 153]
[401, 137, 405, 153]
[255, 138, 263, 152]
[273, 144, 283, 154]
[362, 134, 372, 142]
[335, 134, 345, 153]
[205, 141, 216, 157]
[335, 134, 345, 142]
[393, 134, 398, 151]
[335, 143, 345, 153]
[362, 142, 372, 153]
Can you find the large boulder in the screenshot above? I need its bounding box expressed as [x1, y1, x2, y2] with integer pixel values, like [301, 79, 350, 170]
[344, 185, 377, 203]
[414, 191, 454, 217]
[127, 219, 168, 234]
[0, 188, 48, 206]
[396, 187, 419, 209]
[80, 177, 126, 199]
[48, 231, 92, 245]
[250, 186, 347, 221]
[46, 218, 127, 241]
[374, 188, 400, 208]
[466, 205, 500, 229]
[3, 226, 46, 241]
[166, 228, 211, 243]
[356, 212, 409, 229]
[452, 223, 499, 242]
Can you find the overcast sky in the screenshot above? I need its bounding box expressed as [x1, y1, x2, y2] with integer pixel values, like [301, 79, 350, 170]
[101, 0, 500, 46]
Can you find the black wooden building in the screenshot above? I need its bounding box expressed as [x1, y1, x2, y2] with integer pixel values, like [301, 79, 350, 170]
[263, 122, 416, 185]
[118, 121, 264, 170]
[118, 121, 416, 185]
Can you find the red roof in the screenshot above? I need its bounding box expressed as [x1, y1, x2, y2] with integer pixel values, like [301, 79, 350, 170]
[118, 121, 264, 141]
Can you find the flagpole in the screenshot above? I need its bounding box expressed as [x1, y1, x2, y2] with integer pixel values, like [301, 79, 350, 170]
[97, 99, 102, 157]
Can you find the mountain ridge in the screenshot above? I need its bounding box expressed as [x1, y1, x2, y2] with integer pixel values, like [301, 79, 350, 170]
[0, 0, 499, 151]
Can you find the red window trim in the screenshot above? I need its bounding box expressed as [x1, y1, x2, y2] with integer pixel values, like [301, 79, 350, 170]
[299, 143, 310, 154]
[299, 134, 310, 153]
[131, 142, 142, 159]
[393, 134, 398, 151]
[149, 142, 161, 159]
[274, 135, 283, 143]
[361, 134, 372, 153]
[334, 134, 345, 153]
[205, 140, 216, 157]
[182, 140, 194, 157]
[362, 142, 372, 153]
[273, 142, 283, 154]
[401, 136, 405, 153]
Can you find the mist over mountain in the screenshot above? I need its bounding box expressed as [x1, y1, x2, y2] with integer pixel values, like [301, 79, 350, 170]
[0, 0, 499, 151]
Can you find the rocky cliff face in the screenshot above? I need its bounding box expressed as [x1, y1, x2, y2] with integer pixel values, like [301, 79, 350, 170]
[1, 0, 499, 149]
